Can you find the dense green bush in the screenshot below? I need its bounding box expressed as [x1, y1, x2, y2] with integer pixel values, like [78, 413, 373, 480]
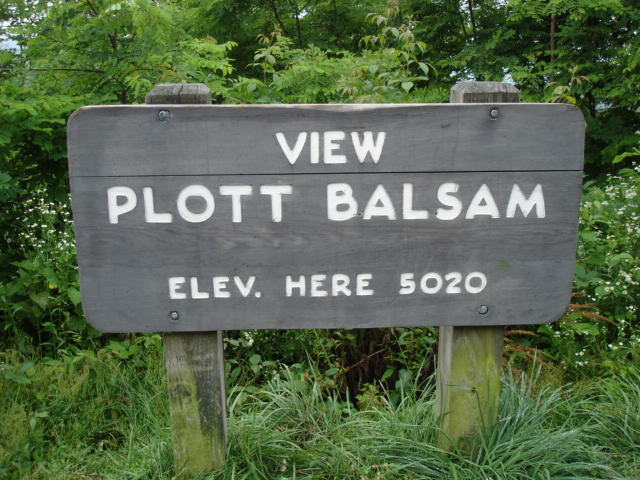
[0, 187, 90, 355]
[530, 162, 640, 376]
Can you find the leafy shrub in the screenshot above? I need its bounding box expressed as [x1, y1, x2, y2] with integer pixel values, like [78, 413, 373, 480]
[0, 187, 97, 355]
[527, 163, 640, 376]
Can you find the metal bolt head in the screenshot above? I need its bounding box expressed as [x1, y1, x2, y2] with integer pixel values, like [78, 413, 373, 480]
[169, 311, 179, 321]
[478, 305, 489, 315]
[158, 110, 171, 122]
[489, 108, 499, 120]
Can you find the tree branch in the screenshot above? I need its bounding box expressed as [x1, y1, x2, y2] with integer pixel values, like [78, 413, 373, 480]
[550, 13, 557, 83]
[84, 0, 100, 17]
[467, 0, 477, 39]
[269, 0, 291, 37]
[1, 67, 106, 73]
[84, 0, 118, 52]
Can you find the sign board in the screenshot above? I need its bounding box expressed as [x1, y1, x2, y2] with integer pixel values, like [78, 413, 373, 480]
[67, 103, 584, 333]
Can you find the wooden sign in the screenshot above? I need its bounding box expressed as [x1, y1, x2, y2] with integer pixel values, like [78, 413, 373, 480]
[67, 103, 584, 332]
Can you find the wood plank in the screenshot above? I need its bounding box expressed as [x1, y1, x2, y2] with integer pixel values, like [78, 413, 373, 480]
[148, 84, 226, 477]
[145, 83, 212, 104]
[70, 169, 581, 332]
[165, 332, 226, 475]
[67, 103, 585, 177]
[435, 81, 518, 451]
[435, 325, 504, 448]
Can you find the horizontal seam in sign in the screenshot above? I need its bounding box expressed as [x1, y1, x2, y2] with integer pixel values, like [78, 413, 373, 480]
[70, 169, 585, 178]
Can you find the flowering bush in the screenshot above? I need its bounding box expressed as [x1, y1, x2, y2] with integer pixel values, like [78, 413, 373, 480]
[0, 187, 98, 355]
[532, 164, 640, 374]
[578, 166, 639, 326]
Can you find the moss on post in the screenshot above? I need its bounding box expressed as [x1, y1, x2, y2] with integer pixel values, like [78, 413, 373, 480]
[436, 325, 504, 449]
[164, 332, 226, 475]
[147, 83, 226, 477]
[435, 81, 518, 450]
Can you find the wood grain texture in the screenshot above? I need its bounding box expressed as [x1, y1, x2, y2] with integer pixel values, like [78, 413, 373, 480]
[435, 325, 503, 449]
[450, 81, 520, 103]
[165, 332, 226, 475]
[150, 84, 226, 477]
[71, 170, 581, 332]
[68, 94, 584, 333]
[67, 103, 584, 177]
[435, 81, 516, 452]
[145, 83, 212, 104]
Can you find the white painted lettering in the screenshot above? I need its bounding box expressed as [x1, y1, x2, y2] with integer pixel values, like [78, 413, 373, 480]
[219, 185, 252, 223]
[286, 275, 306, 296]
[465, 272, 487, 293]
[331, 274, 351, 296]
[234, 276, 256, 297]
[402, 183, 428, 219]
[356, 273, 374, 296]
[420, 273, 443, 294]
[466, 184, 500, 219]
[327, 183, 358, 221]
[168, 277, 187, 299]
[260, 185, 293, 222]
[363, 184, 396, 220]
[402, 271, 488, 295]
[142, 187, 172, 223]
[399, 273, 415, 294]
[324, 131, 347, 164]
[506, 184, 545, 218]
[177, 185, 215, 223]
[445, 272, 462, 293]
[190, 277, 209, 299]
[351, 132, 386, 164]
[107, 186, 137, 224]
[310, 132, 320, 164]
[213, 276, 231, 298]
[436, 183, 462, 220]
[277, 131, 386, 165]
[310, 274, 328, 297]
[276, 132, 307, 165]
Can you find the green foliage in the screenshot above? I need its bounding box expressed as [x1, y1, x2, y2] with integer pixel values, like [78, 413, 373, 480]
[223, 367, 632, 479]
[178, 0, 386, 76]
[230, 31, 352, 104]
[229, 5, 435, 106]
[507, 0, 640, 170]
[511, 163, 640, 378]
[223, 326, 436, 405]
[403, 0, 640, 171]
[581, 373, 640, 477]
[339, 5, 433, 103]
[577, 167, 640, 329]
[0, 347, 169, 479]
[4, 346, 640, 479]
[0, 83, 83, 192]
[6, 0, 236, 106]
[0, 187, 95, 355]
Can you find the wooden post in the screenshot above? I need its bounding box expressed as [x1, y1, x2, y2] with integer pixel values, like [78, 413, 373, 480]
[146, 84, 227, 476]
[435, 81, 519, 450]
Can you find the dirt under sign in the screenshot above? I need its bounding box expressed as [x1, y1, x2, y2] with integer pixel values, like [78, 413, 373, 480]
[67, 103, 584, 333]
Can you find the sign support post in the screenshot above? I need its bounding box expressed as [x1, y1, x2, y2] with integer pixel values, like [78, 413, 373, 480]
[435, 81, 520, 450]
[146, 84, 227, 476]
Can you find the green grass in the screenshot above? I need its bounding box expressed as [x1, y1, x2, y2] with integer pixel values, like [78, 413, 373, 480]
[0, 349, 172, 479]
[1, 350, 638, 480]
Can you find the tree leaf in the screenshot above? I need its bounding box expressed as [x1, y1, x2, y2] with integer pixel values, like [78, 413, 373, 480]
[401, 81, 413, 93]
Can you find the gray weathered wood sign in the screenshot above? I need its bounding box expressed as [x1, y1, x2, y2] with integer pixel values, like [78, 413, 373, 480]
[67, 103, 584, 332]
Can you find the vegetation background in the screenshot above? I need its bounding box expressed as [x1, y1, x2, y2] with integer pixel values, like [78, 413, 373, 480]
[1, 0, 639, 478]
